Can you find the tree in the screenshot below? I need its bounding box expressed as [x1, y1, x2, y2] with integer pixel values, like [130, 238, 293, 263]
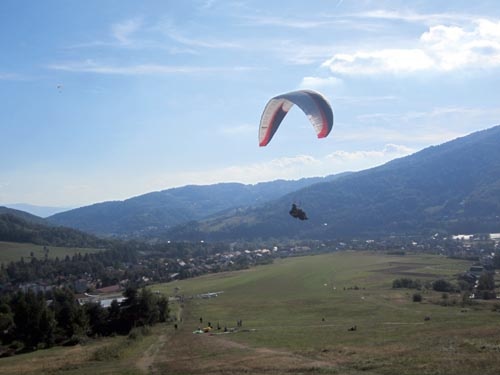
[51, 288, 88, 341]
[11, 290, 56, 349]
[477, 272, 495, 291]
[477, 272, 496, 299]
[0, 302, 14, 344]
[85, 302, 109, 336]
[137, 288, 160, 326]
[158, 295, 169, 323]
[433, 279, 454, 293]
[107, 299, 122, 334]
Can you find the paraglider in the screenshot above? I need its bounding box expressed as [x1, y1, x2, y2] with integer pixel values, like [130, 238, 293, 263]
[259, 89, 333, 146]
[289, 203, 308, 221]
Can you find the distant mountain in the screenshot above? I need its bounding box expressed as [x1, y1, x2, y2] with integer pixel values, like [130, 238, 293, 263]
[0, 206, 46, 225]
[2, 203, 71, 218]
[47, 176, 345, 237]
[165, 125, 500, 240]
[0, 208, 109, 248]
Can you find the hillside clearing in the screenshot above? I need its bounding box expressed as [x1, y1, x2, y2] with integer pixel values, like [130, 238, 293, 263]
[0, 241, 103, 264]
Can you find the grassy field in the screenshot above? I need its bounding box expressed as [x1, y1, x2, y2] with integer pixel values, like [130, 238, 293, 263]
[0, 241, 103, 264]
[2, 251, 500, 375]
[155, 251, 500, 375]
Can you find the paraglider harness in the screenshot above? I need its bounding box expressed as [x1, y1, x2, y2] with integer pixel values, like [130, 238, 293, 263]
[289, 203, 308, 221]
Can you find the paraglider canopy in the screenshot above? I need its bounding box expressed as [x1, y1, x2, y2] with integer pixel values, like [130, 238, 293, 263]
[259, 89, 333, 146]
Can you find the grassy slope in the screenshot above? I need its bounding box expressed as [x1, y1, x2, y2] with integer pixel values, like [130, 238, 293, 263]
[155, 252, 500, 375]
[0, 331, 166, 375]
[0, 241, 103, 264]
[2, 251, 500, 375]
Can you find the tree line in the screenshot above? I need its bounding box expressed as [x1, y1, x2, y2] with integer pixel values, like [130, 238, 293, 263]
[0, 286, 168, 356]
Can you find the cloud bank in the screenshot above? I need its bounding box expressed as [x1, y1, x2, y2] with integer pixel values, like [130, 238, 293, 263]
[161, 144, 415, 187]
[322, 19, 500, 75]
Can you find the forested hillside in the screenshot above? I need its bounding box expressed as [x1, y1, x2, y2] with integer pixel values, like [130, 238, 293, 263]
[0, 212, 109, 248]
[165, 125, 500, 240]
[47, 176, 343, 237]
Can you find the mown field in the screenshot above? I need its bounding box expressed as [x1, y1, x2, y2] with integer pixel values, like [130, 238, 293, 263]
[2, 251, 500, 375]
[0, 241, 103, 264]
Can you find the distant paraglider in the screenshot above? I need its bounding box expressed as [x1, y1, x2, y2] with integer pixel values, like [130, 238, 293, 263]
[289, 203, 308, 221]
[259, 89, 333, 146]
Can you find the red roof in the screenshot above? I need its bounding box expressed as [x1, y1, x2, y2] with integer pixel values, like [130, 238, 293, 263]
[96, 284, 121, 294]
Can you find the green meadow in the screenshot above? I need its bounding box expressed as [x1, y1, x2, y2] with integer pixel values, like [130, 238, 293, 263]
[156, 251, 500, 374]
[0, 241, 103, 264]
[3, 251, 500, 375]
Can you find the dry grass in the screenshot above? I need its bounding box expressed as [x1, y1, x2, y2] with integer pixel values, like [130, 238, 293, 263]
[155, 328, 340, 375]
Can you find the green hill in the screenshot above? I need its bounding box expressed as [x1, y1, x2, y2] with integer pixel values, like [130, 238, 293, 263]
[47, 177, 342, 237]
[0, 210, 109, 248]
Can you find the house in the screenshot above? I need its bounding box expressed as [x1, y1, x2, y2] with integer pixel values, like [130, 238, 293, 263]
[469, 265, 484, 277]
[95, 284, 122, 294]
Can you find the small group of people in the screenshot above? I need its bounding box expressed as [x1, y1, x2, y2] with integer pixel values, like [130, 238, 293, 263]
[193, 316, 243, 333]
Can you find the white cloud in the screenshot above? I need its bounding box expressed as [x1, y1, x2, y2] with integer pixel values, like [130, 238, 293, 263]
[48, 60, 256, 75]
[322, 19, 500, 75]
[166, 30, 242, 49]
[68, 18, 152, 50]
[323, 49, 434, 74]
[242, 15, 333, 29]
[354, 9, 476, 25]
[153, 146, 416, 189]
[111, 18, 143, 46]
[146, 155, 319, 189]
[71, 17, 240, 52]
[325, 144, 414, 164]
[300, 76, 343, 89]
[157, 19, 242, 49]
[276, 42, 338, 65]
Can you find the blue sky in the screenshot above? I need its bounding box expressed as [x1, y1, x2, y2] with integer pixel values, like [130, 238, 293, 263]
[2, 0, 500, 208]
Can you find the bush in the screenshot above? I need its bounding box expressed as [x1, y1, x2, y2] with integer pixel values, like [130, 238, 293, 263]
[478, 290, 496, 300]
[432, 279, 455, 293]
[392, 278, 421, 289]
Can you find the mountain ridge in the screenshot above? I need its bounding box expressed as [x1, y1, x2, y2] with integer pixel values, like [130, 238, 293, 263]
[164, 125, 500, 240]
[0, 208, 110, 247]
[36, 125, 500, 241]
[1, 203, 71, 218]
[47, 175, 346, 237]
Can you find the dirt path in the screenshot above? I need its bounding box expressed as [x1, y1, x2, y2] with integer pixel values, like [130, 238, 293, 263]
[136, 333, 168, 374]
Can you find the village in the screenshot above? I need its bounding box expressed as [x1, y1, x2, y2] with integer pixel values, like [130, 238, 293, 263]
[4, 232, 500, 306]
